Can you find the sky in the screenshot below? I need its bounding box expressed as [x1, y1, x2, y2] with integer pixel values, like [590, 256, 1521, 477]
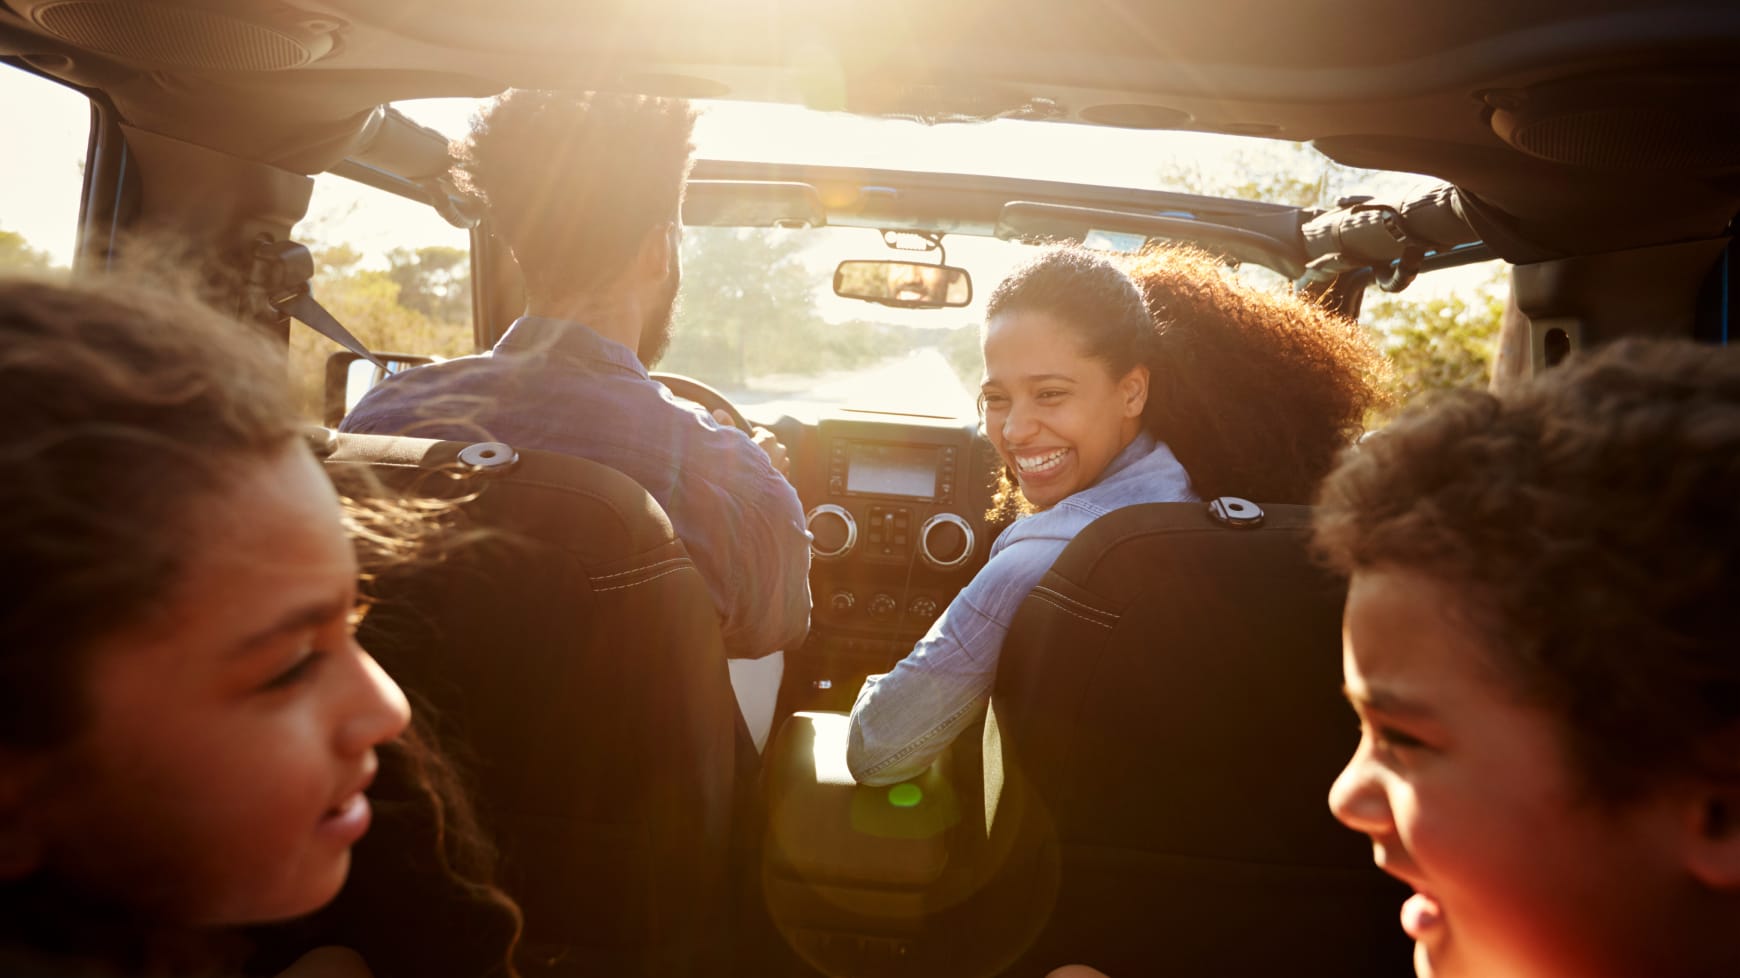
[1, 65, 1484, 319]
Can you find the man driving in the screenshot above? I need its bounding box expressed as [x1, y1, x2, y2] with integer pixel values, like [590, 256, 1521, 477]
[340, 90, 811, 662]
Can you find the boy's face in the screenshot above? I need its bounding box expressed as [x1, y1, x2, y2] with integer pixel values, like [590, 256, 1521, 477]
[1328, 566, 1686, 978]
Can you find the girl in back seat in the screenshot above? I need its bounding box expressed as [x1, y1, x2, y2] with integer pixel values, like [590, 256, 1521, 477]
[847, 244, 1387, 785]
[0, 276, 516, 977]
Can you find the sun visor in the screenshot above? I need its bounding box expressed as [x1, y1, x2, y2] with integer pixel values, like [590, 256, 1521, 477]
[995, 200, 1306, 278]
[683, 180, 825, 229]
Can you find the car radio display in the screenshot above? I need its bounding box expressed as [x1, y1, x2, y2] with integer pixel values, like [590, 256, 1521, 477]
[846, 443, 940, 499]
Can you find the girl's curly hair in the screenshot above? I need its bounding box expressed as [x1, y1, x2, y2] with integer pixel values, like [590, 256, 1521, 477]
[0, 273, 520, 977]
[983, 245, 1389, 519]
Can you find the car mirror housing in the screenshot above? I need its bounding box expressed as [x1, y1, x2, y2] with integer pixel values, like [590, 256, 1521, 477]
[833, 260, 973, 309]
[323, 350, 437, 428]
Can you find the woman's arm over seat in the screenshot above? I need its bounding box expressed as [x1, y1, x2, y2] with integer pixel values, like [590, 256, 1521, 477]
[846, 528, 1067, 785]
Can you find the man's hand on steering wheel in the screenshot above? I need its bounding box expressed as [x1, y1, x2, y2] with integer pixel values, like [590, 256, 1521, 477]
[714, 408, 791, 478]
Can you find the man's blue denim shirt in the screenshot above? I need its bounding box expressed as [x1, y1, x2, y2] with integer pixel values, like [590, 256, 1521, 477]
[339, 315, 811, 659]
[847, 432, 1195, 784]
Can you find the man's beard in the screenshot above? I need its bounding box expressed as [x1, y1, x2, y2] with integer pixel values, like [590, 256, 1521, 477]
[637, 269, 680, 368]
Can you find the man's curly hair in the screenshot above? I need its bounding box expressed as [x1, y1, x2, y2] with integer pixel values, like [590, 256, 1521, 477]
[454, 89, 696, 300]
[982, 245, 1387, 519]
[1314, 338, 1740, 801]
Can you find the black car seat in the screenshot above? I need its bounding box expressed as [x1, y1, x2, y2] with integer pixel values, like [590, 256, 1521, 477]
[318, 431, 749, 977]
[969, 499, 1413, 977]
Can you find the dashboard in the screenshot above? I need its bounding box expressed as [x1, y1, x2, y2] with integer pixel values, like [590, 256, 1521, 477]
[777, 413, 1001, 713]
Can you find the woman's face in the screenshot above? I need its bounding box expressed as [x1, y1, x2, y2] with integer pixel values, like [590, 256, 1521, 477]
[1329, 567, 1691, 978]
[23, 443, 410, 925]
[981, 308, 1148, 510]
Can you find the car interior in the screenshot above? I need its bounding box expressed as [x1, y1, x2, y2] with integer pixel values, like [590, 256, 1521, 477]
[3, 1, 1738, 975]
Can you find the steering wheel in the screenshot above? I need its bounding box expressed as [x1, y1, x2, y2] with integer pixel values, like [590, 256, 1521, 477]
[651, 371, 753, 434]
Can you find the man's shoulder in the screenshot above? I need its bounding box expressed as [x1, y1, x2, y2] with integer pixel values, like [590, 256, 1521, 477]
[345, 351, 664, 422]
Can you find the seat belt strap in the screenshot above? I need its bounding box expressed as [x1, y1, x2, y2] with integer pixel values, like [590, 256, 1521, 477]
[275, 288, 386, 370]
[250, 238, 386, 369]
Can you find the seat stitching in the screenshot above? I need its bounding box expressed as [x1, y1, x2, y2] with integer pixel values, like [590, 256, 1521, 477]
[1032, 591, 1115, 629]
[591, 566, 692, 593]
[1032, 585, 1116, 621]
[590, 557, 690, 581]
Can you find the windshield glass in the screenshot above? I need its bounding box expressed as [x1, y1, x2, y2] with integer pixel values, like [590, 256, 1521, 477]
[388, 97, 1500, 422]
[663, 225, 1034, 422]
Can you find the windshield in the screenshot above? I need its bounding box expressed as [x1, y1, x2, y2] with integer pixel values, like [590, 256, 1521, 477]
[368, 97, 1500, 422]
[662, 225, 1037, 422]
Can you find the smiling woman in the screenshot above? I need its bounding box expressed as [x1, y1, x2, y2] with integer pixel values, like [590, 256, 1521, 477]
[847, 244, 1387, 786]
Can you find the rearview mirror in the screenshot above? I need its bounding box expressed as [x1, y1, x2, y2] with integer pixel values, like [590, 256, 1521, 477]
[323, 350, 436, 427]
[833, 260, 972, 309]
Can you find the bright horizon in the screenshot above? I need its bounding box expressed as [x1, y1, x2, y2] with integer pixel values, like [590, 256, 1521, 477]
[1, 70, 1442, 269]
[1, 66, 1490, 360]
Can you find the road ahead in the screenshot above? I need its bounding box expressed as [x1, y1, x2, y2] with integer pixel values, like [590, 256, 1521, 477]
[720, 347, 978, 423]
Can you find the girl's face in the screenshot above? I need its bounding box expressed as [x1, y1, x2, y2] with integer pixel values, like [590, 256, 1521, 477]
[1329, 567, 1692, 978]
[980, 308, 1148, 510]
[21, 443, 410, 925]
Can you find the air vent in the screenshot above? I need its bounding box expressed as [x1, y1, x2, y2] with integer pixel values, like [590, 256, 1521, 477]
[22, 0, 337, 71]
[1488, 70, 1740, 174]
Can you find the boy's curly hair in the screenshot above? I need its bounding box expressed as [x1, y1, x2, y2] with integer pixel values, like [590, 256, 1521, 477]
[1314, 338, 1740, 801]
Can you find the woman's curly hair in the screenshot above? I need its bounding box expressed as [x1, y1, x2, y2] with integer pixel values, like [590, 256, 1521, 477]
[1126, 245, 1389, 501]
[982, 244, 1388, 519]
[1314, 338, 1740, 802]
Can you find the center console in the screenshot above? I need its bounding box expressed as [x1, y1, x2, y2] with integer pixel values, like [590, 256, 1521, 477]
[784, 415, 998, 714]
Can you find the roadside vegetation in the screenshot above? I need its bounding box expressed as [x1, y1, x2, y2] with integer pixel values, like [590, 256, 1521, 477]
[2, 192, 1502, 425]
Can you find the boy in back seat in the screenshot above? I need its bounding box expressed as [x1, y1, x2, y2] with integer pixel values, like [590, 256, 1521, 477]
[1315, 337, 1740, 978]
[1061, 338, 1740, 978]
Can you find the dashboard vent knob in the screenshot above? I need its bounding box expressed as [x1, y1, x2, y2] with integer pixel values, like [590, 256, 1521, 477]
[806, 504, 857, 560]
[918, 513, 974, 570]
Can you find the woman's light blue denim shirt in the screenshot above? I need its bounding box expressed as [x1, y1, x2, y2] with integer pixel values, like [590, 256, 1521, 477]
[847, 431, 1196, 785]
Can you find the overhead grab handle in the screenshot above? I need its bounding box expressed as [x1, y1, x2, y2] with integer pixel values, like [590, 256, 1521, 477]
[1297, 184, 1483, 293]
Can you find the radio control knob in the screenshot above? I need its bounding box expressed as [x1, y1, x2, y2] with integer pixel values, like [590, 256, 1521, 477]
[830, 590, 856, 613]
[909, 596, 939, 619]
[868, 593, 898, 619]
[918, 513, 975, 570]
[805, 504, 857, 560]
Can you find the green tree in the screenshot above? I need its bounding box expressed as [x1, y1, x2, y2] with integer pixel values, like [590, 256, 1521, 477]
[1364, 268, 1507, 410]
[0, 227, 55, 271]
[937, 321, 983, 390]
[384, 245, 471, 323]
[665, 228, 821, 385]
[288, 246, 474, 421]
[1157, 145, 1508, 411]
[1159, 141, 1382, 210]
[315, 242, 364, 278]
